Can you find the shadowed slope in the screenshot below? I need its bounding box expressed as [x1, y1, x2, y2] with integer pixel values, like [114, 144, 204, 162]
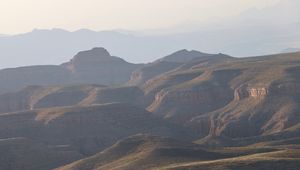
[55, 134, 225, 170]
[161, 149, 300, 170]
[0, 103, 196, 156]
[56, 134, 300, 170]
[0, 137, 82, 170]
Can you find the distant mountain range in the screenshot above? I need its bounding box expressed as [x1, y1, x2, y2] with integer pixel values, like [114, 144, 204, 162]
[0, 26, 298, 69]
[0, 0, 299, 68]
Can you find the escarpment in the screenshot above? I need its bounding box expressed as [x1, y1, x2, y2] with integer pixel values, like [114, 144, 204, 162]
[146, 69, 240, 123]
[148, 87, 234, 122]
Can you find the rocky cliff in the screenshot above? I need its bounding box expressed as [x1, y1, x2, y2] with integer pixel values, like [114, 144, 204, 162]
[234, 85, 269, 100]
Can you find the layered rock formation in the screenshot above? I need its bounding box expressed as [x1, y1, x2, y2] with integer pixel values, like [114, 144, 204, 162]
[0, 85, 145, 114]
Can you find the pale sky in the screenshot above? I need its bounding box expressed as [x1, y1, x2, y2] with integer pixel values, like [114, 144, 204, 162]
[0, 0, 280, 34]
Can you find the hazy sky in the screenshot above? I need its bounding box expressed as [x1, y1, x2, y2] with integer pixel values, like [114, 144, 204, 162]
[0, 0, 280, 34]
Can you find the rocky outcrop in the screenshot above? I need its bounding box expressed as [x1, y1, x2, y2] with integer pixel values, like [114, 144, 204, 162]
[248, 87, 268, 97]
[62, 47, 142, 85]
[234, 83, 300, 101]
[234, 85, 269, 100]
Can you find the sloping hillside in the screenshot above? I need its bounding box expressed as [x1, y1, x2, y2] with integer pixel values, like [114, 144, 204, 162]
[0, 103, 196, 156]
[55, 134, 225, 170]
[0, 47, 141, 94]
[0, 85, 144, 114]
[56, 134, 300, 170]
[0, 137, 82, 170]
[139, 52, 300, 144]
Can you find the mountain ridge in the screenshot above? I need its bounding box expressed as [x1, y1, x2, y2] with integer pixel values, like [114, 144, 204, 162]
[0, 48, 299, 169]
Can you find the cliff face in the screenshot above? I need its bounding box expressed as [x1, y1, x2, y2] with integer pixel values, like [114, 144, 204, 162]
[234, 82, 300, 101]
[234, 85, 268, 100]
